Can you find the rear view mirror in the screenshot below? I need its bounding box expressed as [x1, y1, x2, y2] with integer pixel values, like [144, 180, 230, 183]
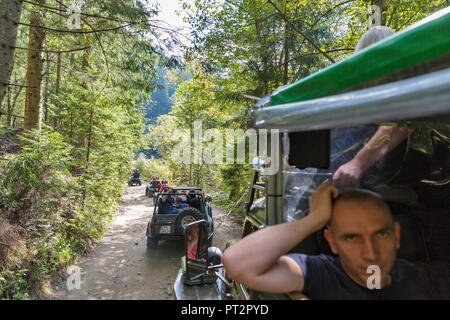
[185, 220, 208, 282]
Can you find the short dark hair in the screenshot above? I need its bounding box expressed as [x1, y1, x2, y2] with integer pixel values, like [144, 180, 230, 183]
[334, 188, 384, 204]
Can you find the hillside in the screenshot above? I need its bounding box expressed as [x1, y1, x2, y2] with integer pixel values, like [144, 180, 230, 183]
[144, 68, 177, 125]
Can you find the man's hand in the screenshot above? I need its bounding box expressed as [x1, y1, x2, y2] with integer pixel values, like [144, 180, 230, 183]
[308, 183, 339, 228]
[332, 159, 364, 187]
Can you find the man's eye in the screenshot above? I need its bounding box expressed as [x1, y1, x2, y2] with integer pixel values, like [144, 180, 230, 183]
[378, 231, 390, 238]
[345, 235, 357, 241]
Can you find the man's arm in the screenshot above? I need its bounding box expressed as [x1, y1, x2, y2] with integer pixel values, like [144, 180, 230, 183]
[162, 188, 173, 203]
[333, 126, 410, 186]
[222, 183, 338, 293]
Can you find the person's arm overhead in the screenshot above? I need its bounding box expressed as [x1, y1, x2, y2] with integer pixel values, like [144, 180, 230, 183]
[162, 187, 173, 203]
[333, 126, 410, 186]
[222, 183, 339, 293]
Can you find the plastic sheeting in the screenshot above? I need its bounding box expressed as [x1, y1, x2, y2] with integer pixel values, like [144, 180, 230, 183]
[330, 125, 408, 189]
[283, 168, 332, 222]
[254, 68, 450, 133]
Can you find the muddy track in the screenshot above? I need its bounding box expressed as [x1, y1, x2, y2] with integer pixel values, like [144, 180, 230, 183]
[50, 183, 243, 300]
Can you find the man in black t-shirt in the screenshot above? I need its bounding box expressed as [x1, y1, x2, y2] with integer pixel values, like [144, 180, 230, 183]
[222, 183, 430, 299]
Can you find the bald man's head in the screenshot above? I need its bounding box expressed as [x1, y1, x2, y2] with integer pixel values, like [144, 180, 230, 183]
[327, 189, 393, 230]
[323, 188, 400, 288]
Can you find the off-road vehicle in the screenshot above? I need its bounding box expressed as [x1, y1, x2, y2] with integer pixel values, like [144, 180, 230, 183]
[146, 188, 214, 250]
[128, 175, 142, 186]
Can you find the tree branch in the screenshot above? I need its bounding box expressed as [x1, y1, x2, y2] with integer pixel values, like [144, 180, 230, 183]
[0, 110, 25, 119]
[2, 83, 37, 89]
[17, 21, 135, 34]
[266, 0, 335, 63]
[280, 48, 354, 68]
[9, 45, 91, 54]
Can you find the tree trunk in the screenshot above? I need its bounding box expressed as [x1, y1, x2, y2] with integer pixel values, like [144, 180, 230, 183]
[7, 85, 22, 127]
[0, 0, 24, 108]
[283, 14, 289, 85]
[80, 105, 94, 210]
[2, 86, 11, 124]
[53, 2, 63, 129]
[254, 18, 269, 95]
[43, 51, 50, 123]
[54, 46, 62, 129]
[23, 0, 46, 131]
[77, 38, 90, 148]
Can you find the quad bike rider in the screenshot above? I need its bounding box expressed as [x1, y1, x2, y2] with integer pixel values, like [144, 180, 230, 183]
[128, 169, 142, 186]
[146, 177, 161, 197]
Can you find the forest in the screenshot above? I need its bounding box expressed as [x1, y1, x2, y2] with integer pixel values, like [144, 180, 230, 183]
[0, 0, 448, 299]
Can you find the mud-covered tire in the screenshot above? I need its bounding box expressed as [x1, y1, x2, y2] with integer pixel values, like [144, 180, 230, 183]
[175, 207, 202, 234]
[147, 237, 158, 250]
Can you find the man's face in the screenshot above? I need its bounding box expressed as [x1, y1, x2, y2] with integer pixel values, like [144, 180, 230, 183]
[324, 199, 400, 288]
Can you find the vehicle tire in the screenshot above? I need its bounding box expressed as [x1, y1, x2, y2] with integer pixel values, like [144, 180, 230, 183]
[138, 181, 142, 186]
[175, 207, 202, 234]
[147, 237, 158, 250]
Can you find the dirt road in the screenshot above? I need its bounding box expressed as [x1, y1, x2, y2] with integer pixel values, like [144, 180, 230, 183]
[51, 184, 243, 300]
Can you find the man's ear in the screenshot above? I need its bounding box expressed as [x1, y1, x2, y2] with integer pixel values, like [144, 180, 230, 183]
[394, 222, 401, 249]
[324, 228, 338, 255]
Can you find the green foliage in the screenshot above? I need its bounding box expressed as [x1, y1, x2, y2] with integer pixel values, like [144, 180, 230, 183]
[1, 129, 74, 208]
[145, 62, 254, 200]
[180, 0, 448, 98]
[0, 268, 30, 300]
[0, 99, 142, 298]
[133, 155, 174, 182]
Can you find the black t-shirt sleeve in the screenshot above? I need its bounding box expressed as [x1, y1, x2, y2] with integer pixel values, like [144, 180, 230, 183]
[286, 254, 329, 294]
